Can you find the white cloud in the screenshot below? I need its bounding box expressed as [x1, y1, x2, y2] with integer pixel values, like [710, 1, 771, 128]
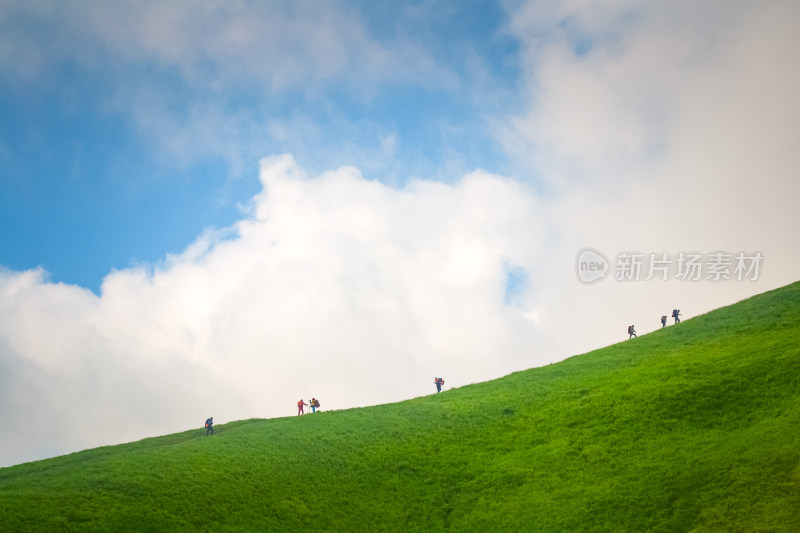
[0, 155, 554, 467]
[499, 0, 799, 286]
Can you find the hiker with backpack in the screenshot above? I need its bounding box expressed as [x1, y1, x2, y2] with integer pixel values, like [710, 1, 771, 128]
[310, 398, 320, 413]
[297, 399, 307, 416]
[205, 417, 214, 436]
[672, 309, 681, 324]
[628, 325, 637, 339]
[661, 315, 667, 328]
[434, 377, 445, 393]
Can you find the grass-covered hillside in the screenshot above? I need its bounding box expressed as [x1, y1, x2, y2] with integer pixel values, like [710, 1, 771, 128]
[2, 282, 800, 532]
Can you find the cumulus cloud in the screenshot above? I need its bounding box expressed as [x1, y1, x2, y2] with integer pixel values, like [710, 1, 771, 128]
[0, 155, 555, 466]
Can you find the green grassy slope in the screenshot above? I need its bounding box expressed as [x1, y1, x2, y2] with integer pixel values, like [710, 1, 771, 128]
[2, 282, 800, 532]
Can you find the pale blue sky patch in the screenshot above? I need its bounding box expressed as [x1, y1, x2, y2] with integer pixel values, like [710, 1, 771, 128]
[504, 265, 529, 306]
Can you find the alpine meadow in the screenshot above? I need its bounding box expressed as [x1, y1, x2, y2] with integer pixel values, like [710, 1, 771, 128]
[1, 281, 799, 532]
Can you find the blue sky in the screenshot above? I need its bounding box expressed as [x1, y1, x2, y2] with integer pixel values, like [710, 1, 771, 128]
[1, 1, 799, 467]
[1, 1, 520, 292]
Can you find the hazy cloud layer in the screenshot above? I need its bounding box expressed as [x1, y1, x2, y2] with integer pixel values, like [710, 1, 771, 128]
[497, 0, 799, 368]
[0, 0, 489, 181]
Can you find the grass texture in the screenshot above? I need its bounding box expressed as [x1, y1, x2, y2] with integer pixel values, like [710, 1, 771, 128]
[1, 281, 799, 531]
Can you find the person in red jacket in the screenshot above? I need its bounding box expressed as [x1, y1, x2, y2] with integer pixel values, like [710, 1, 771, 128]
[297, 399, 307, 415]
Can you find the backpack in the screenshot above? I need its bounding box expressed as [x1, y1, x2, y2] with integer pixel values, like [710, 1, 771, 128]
[627, 325, 633, 334]
[314, 399, 320, 407]
[661, 315, 667, 322]
[205, 419, 212, 428]
[673, 309, 678, 317]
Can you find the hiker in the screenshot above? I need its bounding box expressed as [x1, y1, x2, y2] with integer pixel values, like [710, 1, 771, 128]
[628, 325, 637, 339]
[661, 315, 667, 328]
[672, 309, 681, 324]
[297, 399, 307, 416]
[434, 377, 445, 393]
[310, 397, 320, 413]
[205, 417, 214, 436]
